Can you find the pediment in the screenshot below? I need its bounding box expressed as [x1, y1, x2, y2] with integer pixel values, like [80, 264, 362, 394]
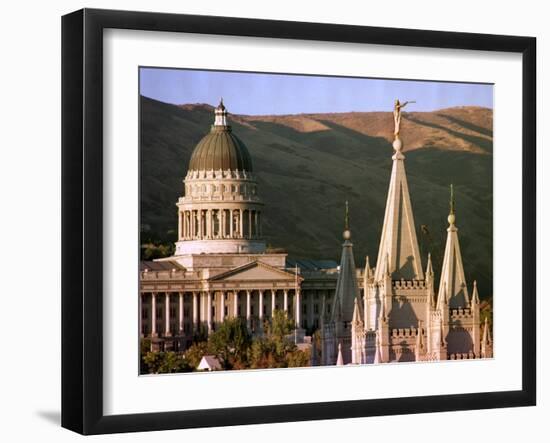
[209, 261, 301, 282]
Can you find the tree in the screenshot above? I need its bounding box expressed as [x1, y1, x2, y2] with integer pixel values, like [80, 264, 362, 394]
[184, 341, 210, 370]
[207, 318, 252, 369]
[248, 310, 311, 369]
[142, 351, 191, 374]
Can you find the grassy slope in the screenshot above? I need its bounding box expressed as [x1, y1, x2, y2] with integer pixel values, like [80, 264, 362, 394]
[140, 96, 493, 299]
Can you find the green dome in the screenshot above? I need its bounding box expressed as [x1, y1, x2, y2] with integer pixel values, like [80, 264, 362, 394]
[188, 126, 253, 172]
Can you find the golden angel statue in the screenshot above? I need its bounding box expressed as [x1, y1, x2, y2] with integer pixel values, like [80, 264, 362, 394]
[393, 99, 415, 137]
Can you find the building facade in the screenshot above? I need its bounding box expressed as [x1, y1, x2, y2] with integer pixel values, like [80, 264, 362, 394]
[140, 100, 493, 363]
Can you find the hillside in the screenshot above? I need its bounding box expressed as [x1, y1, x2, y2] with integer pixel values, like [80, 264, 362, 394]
[140, 96, 493, 298]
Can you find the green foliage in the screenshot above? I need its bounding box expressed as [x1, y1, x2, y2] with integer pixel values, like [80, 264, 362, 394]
[285, 349, 311, 368]
[184, 341, 210, 370]
[142, 351, 191, 374]
[140, 242, 174, 260]
[208, 318, 252, 369]
[248, 310, 311, 369]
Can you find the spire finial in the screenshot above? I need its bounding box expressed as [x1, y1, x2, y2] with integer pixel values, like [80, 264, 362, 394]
[343, 200, 351, 240]
[448, 184, 456, 226]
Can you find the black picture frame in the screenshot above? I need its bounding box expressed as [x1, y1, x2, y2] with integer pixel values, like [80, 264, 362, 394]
[61, 8, 536, 435]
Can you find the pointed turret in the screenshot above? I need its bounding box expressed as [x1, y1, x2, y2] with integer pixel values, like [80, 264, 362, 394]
[425, 253, 434, 279]
[437, 185, 469, 309]
[336, 343, 344, 366]
[364, 256, 372, 281]
[471, 280, 480, 306]
[330, 202, 360, 323]
[374, 113, 424, 281]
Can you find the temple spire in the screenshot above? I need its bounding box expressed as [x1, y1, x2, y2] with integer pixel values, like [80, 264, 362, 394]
[330, 203, 360, 323]
[374, 102, 423, 281]
[437, 185, 469, 309]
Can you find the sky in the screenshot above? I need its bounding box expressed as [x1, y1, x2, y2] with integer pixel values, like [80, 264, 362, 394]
[139, 67, 493, 116]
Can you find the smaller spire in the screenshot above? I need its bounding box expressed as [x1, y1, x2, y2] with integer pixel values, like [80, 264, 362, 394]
[364, 256, 372, 279]
[471, 280, 480, 305]
[336, 343, 344, 366]
[425, 253, 433, 277]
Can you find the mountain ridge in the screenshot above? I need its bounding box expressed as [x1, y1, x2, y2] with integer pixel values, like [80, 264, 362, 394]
[140, 96, 493, 298]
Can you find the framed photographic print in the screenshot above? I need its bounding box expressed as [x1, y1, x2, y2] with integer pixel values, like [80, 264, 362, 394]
[61, 8, 536, 435]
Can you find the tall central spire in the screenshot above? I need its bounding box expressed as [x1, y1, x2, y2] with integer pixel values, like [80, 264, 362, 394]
[374, 101, 423, 281]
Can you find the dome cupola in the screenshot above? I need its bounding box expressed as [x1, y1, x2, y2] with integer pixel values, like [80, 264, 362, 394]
[175, 100, 266, 256]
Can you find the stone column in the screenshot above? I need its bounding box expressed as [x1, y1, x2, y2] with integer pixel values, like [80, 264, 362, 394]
[295, 289, 302, 328]
[255, 211, 259, 238]
[283, 289, 288, 314]
[190, 211, 195, 238]
[239, 209, 244, 238]
[198, 210, 203, 239]
[230, 210, 234, 238]
[259, 290, 264, 330]
[271, 289, 276, 316]
[246, 290, 251, 328]
[178, 292, 184, 335]
[220, 291, 225, 323]
[206, 209, 212, 239]
[207, 291, 213, 333]
[192, 292, 198, 332]
[165, 293, 171, 337]
[233, 291, 239, 318]
[151, 292, 158, 337]
[249, 210, 252, 238]
[221, 209, 226, 238]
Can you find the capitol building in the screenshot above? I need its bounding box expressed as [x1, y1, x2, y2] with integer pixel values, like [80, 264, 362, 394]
[139, 99, 493, 365]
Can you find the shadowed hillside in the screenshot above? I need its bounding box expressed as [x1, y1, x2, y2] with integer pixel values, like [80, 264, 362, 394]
[140, 96, 493, 299]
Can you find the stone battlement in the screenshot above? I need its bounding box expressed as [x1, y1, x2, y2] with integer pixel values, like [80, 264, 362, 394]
[449, 351, 476, 360]
[450, 308, 473, 318]
[391, 327, 423, 338]
[392, 279, 427, 290]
